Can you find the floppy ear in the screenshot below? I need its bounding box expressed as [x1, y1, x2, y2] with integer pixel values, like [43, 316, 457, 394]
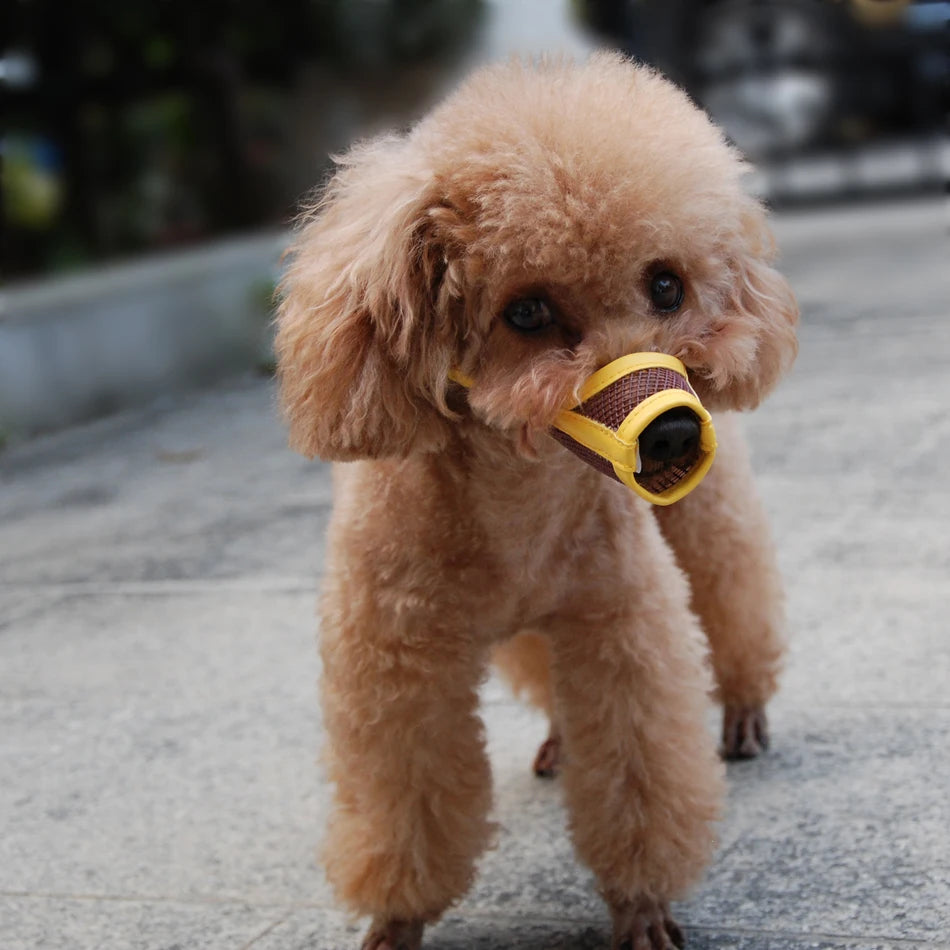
[275, 135, 465, 460]
[686, 197, 799, 411]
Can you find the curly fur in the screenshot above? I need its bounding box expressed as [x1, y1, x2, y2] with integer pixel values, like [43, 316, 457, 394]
[276, 53, 798, 946]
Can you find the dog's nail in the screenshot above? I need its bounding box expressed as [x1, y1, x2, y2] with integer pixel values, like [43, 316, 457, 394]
[532, 736, 561, 777]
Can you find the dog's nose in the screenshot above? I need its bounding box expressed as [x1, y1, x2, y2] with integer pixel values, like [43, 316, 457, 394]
[639, 408, 701, 463]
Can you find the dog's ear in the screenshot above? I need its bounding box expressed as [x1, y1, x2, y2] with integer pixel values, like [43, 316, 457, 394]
[686, 198, 799, 410]
[275, 136, 465, 460]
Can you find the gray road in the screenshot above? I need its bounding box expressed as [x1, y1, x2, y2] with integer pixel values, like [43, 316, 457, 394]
[1, 197, 949, 949]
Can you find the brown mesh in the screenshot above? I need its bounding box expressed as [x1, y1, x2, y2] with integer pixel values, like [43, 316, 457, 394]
[634, 441, 701, 495]
[550, 365, 700, 497]
[575, 367, 691, 428]
[551, 428, 621, 482]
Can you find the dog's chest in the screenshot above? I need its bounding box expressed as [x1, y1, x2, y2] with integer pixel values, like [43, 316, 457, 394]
[466, 466, 624, 628]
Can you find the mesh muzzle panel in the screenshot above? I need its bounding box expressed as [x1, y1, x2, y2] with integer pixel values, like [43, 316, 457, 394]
[552, 366, 699, 495]
[551, 428, 622, 482]
[636, 441, 702, 495]
[576, 367, 692, 428]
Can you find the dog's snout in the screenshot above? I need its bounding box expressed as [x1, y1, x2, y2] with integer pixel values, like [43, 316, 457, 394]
[639, 408, 701, 463]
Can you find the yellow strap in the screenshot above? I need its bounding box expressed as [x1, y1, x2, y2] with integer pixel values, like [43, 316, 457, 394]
[551, 411, 641, 472]
[448, 368, 476, 388]
[574, 353, 689, 405]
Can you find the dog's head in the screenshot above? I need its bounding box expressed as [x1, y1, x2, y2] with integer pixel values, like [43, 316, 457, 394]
[276, 54, 798, 462]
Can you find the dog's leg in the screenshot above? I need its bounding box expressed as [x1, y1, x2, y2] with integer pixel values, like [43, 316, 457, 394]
[549, 511, 724, 948]
[655, 413, 786, 760]
[492, 632, 562, 776]
[319, 593, 493, 949]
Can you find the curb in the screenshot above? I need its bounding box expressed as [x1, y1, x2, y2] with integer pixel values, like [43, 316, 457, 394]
[0, 231, 287, 442]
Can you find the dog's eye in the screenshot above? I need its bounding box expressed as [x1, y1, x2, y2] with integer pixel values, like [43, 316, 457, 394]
[649, 272, 684, 313]
[503, 297, 554, 332]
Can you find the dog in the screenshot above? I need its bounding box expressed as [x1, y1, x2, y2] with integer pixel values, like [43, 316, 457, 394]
[276, 53, 798, 950]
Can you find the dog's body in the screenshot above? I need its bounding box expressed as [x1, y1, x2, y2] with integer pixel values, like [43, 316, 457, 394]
[277, 55, 797, 950]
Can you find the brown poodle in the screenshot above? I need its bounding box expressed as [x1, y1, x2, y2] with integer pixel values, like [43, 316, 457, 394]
[276, 54, 798, 950]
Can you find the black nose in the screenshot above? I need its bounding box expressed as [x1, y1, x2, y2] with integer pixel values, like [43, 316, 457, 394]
[639, 408, 701, 463]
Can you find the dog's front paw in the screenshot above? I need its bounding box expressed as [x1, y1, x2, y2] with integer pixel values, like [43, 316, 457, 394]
[721, 704, 770, 760]
[360, 918, 424, 950]
[610, 897, 685, 950]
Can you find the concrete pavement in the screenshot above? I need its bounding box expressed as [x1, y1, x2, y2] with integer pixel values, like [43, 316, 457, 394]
[1, 197, 949, 949]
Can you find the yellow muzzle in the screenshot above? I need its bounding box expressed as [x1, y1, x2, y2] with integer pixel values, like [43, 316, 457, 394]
[451, 353, 716, 505]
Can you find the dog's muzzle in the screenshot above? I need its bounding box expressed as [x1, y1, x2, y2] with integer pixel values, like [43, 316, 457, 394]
[451, 353, 716, 505]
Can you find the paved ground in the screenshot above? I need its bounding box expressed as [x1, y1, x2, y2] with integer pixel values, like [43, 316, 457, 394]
[2, 197, 949, 949]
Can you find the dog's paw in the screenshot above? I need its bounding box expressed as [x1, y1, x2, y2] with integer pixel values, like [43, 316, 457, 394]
[610, 897, 685, 950]
[721, 704, 770, 760]
[360, 918, 424, 950]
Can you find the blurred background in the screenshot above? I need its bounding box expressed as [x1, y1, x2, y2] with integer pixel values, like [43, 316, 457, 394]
[2, 0, 948, 439]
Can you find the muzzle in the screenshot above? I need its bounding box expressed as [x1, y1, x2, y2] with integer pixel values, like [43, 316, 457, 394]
[451, 353, 717, 506]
